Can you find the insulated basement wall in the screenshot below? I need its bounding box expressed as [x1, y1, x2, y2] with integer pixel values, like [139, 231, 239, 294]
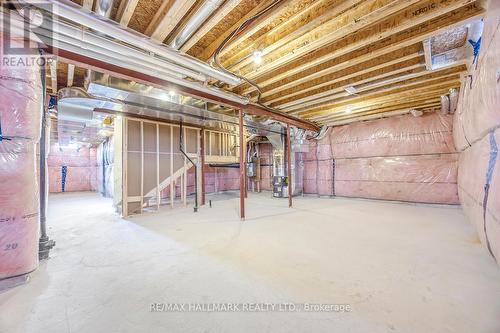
[304, 112, 459, 204]
[0, 34, 42, 279]
[48, 143, 98, 193]
[259, 143, 273, 191]
[96, 137, 114, 198]
[453, 1, 500, 262]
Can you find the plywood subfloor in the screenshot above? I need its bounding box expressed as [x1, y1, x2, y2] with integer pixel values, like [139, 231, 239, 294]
[1, 192, 499, 333]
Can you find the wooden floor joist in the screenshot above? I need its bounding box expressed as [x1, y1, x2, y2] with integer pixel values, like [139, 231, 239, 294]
[51, 0, 486, 127]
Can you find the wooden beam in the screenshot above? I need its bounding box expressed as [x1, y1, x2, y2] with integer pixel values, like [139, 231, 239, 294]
[423, 39, 433, 70]
[303, 77, 461, 119]
[220, 0, 307, 62]
[321, 101, 442, 124]
[180, 0, 245, 52]
[319, 96, 446, 122]
[145, 0, 174, 36]
[237, 0, 482, 92]
[198, 0, 274, 61]
[47, 46, 320, 132]
[67, 63, 74, 87]
[150, 0, 197, 42]
[263, 51, 423, 102]
[324, 103, 441, 126]
[295, 65, 465, 116]
[268, 56, 424, 108]
[232, 0, 422, 74]
[307, 83, 461, 122]
[284, 65, 431, 112]
[222, 0, 339, 67]
[117, 0, 140, 27]
[309, 81, 460, 121]
[82, 0, 93, 10]
[227, 0, 366, 71]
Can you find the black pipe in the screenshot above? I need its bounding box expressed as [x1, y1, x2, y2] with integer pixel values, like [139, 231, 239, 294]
[38, 52, 55, 260]
[179, 121, 198, 212]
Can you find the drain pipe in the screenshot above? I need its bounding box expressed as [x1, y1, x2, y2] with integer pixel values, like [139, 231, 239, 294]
[171, 0, 225, 49]
[179, 121, 198, 212]
[39, 54, 55, 260]
[20, 0, 242, 86]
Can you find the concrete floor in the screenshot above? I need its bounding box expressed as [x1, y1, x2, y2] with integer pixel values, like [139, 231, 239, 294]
[1, 192, 499, 333]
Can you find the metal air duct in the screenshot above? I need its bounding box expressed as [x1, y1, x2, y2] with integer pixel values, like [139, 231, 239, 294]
[171, 0, 224, 50]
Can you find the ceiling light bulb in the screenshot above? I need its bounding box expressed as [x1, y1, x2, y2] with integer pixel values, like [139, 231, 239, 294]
[169, 90, 176, 96]
[253, 50, 263, 65]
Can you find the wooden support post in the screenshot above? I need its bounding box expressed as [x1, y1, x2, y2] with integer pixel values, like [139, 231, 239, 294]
[200, 129, 206, 205]
[287, 124, 292, 208]
[239, 109, 245, 220]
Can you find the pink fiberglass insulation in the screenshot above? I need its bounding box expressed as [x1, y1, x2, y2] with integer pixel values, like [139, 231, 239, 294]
[203, 165, 240, 194]
[304, 112, 459, 204]
[258, 143, 273, 191]
[453, 1, 500, 263]
[48, 143, 98, 193]
[0, 35, 42, 279]
[96, 138, 114, 198]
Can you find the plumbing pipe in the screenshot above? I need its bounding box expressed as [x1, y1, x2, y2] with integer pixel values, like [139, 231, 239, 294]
[2, 13, 248, 104]
[171, 0, 225, 50]
[20, 0, 242, 86]
[5, 9, 207, 81]
[179, 121, 198, 212]
[38, 58, 55, 260]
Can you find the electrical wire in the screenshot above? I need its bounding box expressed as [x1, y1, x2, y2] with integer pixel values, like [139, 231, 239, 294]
[212, 0, 282, 108]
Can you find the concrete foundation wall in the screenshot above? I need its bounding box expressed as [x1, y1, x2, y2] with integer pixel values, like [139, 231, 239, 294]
[452, 1, 500, 263]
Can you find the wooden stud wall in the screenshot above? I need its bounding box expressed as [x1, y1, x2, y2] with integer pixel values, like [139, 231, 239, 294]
[122, 117, 200, 217]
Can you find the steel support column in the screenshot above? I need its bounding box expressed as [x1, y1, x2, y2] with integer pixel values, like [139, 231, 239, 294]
[239, 109, 245, 220]
[287, 124, 292, 208]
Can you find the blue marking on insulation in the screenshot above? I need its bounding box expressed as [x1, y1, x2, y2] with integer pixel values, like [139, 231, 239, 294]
[483, 132, 498, 261]
[468, 37, 481, 67]
[486, 132, 498, 184]
[62, 166, 68, 193]
[48, 95, 58, 110]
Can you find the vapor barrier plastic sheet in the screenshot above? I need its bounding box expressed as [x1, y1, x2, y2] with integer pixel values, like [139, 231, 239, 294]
[0, 36, 42, 279]
[453, 1, 500, 263]
[48, 144, 98, 193]
[304, 113, 459, 204]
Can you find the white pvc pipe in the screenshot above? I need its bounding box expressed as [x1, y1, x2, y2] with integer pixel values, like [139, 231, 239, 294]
[20, 0, 242, 86]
